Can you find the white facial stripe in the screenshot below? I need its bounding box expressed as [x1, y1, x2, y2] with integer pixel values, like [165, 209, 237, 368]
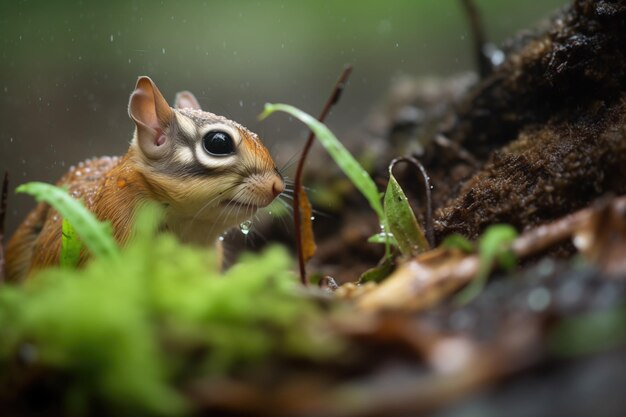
[193, 123, 242, 169]
[175, 113, 197, 139]
[174, 146, 194, 164]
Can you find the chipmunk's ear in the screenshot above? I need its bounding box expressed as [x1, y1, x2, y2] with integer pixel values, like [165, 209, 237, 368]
[174, 91, 202, 110]
[129, 76, 174, 159]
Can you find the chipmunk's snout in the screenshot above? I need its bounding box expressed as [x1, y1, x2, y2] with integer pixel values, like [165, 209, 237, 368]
[271, 176, 285, 198]
[240, 170, 284, 208]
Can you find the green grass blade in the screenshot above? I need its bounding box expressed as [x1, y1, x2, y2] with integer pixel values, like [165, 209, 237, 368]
[61, 218, 82, 268]
[260, 103, 384, 221]
[384, 171, 429, 256]
[17, 182, 120, 260]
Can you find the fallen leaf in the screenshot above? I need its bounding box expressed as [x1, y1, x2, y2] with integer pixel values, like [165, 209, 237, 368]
[299, 188, 317, 262]
[357, 249, 480, 311]
[572, 198, 626, 277]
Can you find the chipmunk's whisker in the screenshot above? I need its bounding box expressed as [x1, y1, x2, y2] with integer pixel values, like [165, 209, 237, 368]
[185, 182, 241, 240]
[278, 152, 300, 174]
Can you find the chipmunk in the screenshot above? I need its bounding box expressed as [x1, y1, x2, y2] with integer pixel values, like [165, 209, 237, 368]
[6, 76, 285, 282]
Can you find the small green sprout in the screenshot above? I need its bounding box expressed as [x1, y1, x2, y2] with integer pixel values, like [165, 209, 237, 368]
[383, 166, 429, 256]
[455, 224, 518, 304]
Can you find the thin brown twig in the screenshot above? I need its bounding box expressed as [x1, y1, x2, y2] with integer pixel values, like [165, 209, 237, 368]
[459, 0, 492, 78]
[389, 157, 434, 248]
[511, 201, 599, 258]
[434, 134, 481, 169]
[294, 65, 353, 286]
[0, 172, 8, 283]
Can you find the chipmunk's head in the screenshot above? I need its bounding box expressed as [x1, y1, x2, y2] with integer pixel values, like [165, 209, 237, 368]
[128, 76, 284, 241]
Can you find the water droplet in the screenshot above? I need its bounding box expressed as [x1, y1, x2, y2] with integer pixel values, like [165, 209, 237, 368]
[239, 220, 252, 235]
[162, 48, 166, 54]
[110, 34, 114, 42]
[239, 100, 243, 107]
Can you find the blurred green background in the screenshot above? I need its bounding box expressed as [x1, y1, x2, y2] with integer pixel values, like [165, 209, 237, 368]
[0, 0, 566, 236]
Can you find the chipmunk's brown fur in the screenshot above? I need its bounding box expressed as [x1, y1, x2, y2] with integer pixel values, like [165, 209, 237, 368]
[6, 77, 284, 282]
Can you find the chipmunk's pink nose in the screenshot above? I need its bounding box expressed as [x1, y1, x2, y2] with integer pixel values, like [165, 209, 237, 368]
[271, 177, 285, 198]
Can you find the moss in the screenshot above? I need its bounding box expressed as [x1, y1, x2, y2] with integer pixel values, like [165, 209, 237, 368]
[0, 215, 341, 415]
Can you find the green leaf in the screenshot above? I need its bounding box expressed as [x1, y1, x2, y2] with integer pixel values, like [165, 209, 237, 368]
[16, 182, 120, 260]
[367, 232, 399, 248]
[260, 104, 384, 221]
[359, 256, 394, 283]
[383, 170, 429, 256]
[441, 233, 475, 253]
[456, 224, 518, 304]
[61, 218, 82, 268]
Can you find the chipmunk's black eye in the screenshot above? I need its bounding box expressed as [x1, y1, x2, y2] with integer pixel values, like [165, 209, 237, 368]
[202, 131, 235, 156]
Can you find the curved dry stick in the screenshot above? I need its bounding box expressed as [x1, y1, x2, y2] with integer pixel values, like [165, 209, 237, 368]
[389, 156, 434, 248]
[293, 65, 353, 286]
[459, 0, 492, 78]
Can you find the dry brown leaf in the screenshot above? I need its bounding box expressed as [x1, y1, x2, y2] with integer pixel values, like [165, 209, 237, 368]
[357, 249, 480, 311]
[572, 198, 626, 277]
[298, 188, 317, 262]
